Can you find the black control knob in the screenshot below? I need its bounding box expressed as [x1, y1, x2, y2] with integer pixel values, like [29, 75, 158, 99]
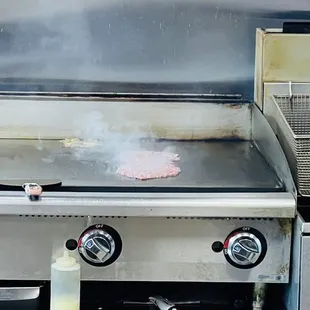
[78, 224, 122, 267]
[223, 227, 267, 269]
[66, 239, 78, 251]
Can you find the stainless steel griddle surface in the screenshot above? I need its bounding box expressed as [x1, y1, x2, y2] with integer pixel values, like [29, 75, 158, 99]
[0, 139, 283, 191]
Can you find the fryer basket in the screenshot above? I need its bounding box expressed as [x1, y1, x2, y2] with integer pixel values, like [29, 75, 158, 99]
[272, 94, 310, 196]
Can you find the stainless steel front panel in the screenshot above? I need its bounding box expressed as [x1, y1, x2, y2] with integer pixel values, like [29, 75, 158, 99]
[0, 216, 291, 283]
[0, 192, 296, 218]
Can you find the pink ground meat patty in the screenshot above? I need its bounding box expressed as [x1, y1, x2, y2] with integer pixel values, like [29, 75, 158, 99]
[116, 150, 181, 180]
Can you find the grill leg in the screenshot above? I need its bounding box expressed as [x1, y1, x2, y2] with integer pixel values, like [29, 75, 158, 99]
[252, 283, 267, 310]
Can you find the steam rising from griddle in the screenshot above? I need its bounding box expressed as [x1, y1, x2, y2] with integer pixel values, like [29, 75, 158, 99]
[67, 111, 179, 176]
[71, 111, 145, 171]
[75, 110, 146, 153]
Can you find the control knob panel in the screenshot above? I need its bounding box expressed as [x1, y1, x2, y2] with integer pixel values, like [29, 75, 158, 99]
[223, 227, 267, 269]
[78, 224, 122, 267]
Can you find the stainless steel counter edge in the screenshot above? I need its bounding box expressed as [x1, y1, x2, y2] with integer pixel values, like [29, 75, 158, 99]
[296, 211, 310, 233]
[0, 287, 41, 301]
[0, 192, 296, 218]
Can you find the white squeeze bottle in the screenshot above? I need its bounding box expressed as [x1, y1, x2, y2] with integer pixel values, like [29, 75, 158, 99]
[50, 250, 81, 310]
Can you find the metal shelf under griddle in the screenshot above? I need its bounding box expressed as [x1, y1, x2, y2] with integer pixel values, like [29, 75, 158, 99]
[0, 139, 284, 192]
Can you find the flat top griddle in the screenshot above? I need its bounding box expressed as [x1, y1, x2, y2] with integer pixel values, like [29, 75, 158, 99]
[0, 139, 283, 192]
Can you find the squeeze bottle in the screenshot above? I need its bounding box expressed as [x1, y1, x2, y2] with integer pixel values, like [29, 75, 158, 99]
[50, 250, 81, 310]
